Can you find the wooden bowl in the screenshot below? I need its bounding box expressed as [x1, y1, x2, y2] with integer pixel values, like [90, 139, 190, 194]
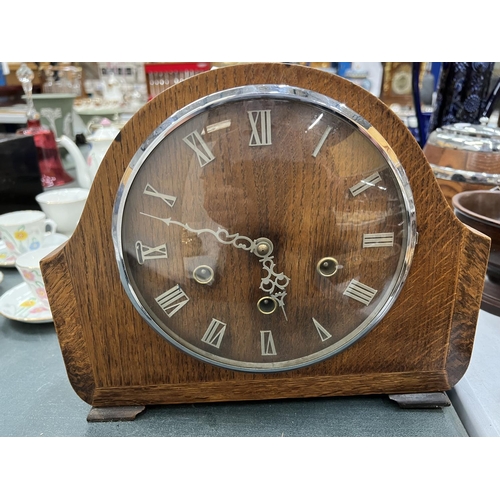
[453, 190, 500, 315]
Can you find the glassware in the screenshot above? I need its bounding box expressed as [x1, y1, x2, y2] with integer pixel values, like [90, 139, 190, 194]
[122, 64, 145, 112]
[43, 66, 55, 93]
[15, 63, 74, 188]
[43, 64, 82, 95]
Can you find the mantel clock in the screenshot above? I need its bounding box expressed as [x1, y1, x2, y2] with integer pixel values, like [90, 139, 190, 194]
[41, 63, 489, 417]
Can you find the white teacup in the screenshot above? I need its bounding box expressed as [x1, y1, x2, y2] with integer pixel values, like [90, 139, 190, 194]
[36, 188, 89, 236]
[15, 244, 60, 310]
[0, 210, 57, 258]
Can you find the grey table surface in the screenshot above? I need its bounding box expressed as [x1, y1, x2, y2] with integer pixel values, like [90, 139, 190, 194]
[0, 266, 471, 437]
[449, 308, 500, 437]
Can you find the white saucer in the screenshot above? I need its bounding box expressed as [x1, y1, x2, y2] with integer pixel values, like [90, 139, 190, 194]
[0, 233, 69, 268]
[0, 282, 53, 323]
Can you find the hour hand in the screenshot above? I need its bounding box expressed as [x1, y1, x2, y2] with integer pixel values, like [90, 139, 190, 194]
[140, 213, 290, 317]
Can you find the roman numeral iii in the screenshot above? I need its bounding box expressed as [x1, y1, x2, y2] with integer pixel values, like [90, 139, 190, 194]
[363, 233, 394, 248]
[343, 279, 377, 306]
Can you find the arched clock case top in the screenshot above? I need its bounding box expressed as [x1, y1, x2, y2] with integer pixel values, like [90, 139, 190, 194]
[40, 63, 490, 409]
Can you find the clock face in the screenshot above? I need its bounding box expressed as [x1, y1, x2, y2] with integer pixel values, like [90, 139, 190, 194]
[113, 85, 417, 373]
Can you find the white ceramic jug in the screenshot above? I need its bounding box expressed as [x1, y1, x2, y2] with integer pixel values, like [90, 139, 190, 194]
[58, 119, 120, 189]
[86, 119, 121, 182]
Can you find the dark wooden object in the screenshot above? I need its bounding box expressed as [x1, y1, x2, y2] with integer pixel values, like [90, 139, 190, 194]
[0, 133, 43, 215]
[41, 63, 490, 409]
[389, 392, 451, 409]
[87, 405, 146, 422]
[453, 190, 500, 316]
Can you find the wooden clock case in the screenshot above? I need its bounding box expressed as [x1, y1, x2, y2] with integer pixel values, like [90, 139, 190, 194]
[41, 63, 490, 413]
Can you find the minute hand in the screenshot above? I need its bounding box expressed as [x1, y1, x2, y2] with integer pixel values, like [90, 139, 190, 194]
[140, 213, 257, 252]
[140, 212, 290, 319]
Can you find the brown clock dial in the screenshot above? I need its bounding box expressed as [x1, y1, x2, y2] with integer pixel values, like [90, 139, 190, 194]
[113, 85, 417, 372]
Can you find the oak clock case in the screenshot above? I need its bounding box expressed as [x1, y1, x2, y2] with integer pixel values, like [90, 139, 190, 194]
[40, 63, 490, 410]
[113, 85, 417, 373]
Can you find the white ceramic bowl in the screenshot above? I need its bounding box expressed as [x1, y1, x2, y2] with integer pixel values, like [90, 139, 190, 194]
[36, 188, 89, 235]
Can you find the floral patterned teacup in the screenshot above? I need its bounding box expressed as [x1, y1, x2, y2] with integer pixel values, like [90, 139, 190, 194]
[0, 210, 57, 258]
[15, 245, 61, 310]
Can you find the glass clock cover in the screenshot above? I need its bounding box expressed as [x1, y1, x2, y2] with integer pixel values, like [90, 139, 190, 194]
[113, 85, 417, 372]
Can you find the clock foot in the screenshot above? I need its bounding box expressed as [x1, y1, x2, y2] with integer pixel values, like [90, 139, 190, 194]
[388, 392, 451, 409]
[87, 405, 146, 422]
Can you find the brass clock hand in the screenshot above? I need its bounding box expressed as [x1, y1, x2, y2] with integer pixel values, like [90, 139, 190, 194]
[257, 254, 289, 321]
[140, 212, 289, 319]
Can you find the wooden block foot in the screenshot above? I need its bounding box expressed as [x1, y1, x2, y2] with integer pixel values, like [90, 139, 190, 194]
[389, 392, 451, 409]
[87, 405, 146, 422]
